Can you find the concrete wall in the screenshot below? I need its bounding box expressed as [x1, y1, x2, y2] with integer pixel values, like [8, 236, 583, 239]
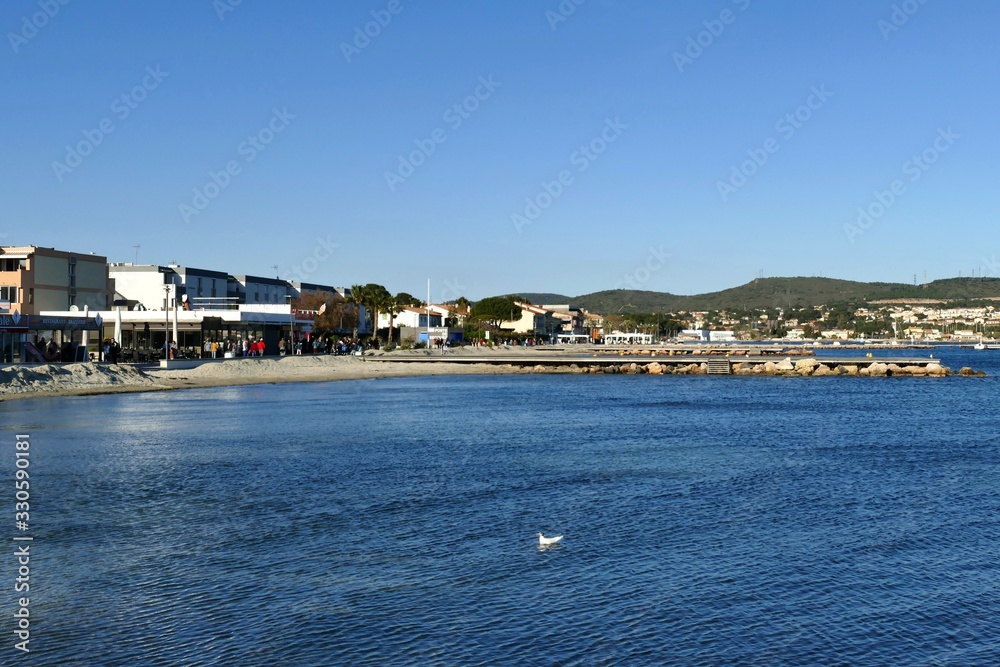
[33, 255, 67, 287]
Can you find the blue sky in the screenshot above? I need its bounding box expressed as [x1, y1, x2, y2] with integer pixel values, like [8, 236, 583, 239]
[3, 0, 998, 301]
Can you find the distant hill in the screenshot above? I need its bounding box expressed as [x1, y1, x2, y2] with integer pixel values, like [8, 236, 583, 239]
[511, 277, 1000, 315]
[512, 293, 573, 305]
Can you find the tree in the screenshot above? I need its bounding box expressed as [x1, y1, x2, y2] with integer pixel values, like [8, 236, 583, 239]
[363, 283, 393, 342]
[347, 284, 366, 339]
[471, 296, 520, 331]
[394, 292, 423, 308]
[383, 292, 416, 346]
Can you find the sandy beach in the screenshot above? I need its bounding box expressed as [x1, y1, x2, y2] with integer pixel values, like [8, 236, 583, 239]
[0, 348, 563, 401]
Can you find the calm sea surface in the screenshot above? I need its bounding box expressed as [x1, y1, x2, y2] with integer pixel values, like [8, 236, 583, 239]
[4, 348, 1000, 665]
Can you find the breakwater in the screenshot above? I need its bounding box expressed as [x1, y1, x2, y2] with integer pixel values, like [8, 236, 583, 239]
[369, 353, 987, 377]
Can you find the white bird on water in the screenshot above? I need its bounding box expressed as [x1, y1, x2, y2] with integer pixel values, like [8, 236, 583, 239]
[537, 532, 563, 546]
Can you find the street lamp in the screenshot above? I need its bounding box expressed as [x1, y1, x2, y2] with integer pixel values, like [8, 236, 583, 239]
[163, 284, 170, 359]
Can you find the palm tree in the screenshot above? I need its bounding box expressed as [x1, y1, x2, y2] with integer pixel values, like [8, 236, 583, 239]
[347, 284, 366, 340]
[364, 284, 392, 344]
[384, 294, 408, 347]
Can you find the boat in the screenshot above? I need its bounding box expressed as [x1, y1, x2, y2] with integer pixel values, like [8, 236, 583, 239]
[974, 342, 986, 350]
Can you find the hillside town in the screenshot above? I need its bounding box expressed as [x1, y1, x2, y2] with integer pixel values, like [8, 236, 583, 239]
[1, 244, 997, 364]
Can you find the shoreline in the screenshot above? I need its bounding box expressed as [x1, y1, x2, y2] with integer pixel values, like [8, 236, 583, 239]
[0, 353, 562, 402]
[0, 346, 986, 402]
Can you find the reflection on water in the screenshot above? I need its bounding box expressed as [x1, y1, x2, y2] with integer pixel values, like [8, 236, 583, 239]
[3, 348, 1000, 665]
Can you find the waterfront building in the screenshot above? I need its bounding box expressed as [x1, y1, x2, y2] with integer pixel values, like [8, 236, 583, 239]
[1, 245, 112, 315]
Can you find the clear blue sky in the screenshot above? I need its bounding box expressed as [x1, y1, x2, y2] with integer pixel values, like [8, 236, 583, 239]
[3, 0, 998, 301]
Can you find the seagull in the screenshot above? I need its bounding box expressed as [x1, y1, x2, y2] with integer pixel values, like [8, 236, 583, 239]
[537, 532, 563, 546]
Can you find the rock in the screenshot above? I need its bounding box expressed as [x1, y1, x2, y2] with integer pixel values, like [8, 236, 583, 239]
[629, 363, 638, 372]
[859, 367, 871, 376]
[842, 365, 859, 376]
[868, 362, 888, 377]
[794, 358, 819, 371]
[647, 362, 663, 375]
[959, 366, 975, 376]
[902, 365, 926, 376]
[763, 361, 778, 374]
[926, 363, 945, 376]
[812, 364, 832, 376]
[775, 358, 795, 371]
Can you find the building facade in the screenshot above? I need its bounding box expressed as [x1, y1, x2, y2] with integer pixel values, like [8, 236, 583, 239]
[0, 246, 112, 315]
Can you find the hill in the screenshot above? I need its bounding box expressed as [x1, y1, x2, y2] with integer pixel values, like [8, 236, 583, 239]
[511, 292, 572, 305]
[515, 277, 1000, 315]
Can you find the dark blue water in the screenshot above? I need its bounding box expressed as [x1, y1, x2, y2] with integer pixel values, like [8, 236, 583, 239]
[4, 349, 1000, 665]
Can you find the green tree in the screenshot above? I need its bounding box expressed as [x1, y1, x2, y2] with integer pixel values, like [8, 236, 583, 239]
[363, 283, 393, 343]
[394, 292, 423, 308]
[471, 295, 519, 331]
[347, 284, 366, 339]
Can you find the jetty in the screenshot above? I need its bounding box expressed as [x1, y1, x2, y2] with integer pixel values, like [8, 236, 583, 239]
[365, 347, 972, 377]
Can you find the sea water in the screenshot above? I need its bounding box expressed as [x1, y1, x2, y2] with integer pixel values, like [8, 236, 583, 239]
[3, 349, 1000, 665]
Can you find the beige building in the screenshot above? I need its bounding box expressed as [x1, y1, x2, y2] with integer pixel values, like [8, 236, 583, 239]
[0, 246, 113, 316]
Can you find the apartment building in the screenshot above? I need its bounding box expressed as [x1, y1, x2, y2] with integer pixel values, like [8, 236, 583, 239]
[0, 246, 112, 315]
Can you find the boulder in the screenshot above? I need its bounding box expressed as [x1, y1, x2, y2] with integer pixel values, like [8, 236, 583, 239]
[842, 365, 859, 376]
[794, 358, 819, 371]
[926, 363, 946, 376]
[959, 366, 975, 376]
[812, 364, 832, 376]
[902, 365, 926, 376]
[646, 362, 663, 375]
[859, 367, 871, 376]
[868, 362, 888, 377]
[775, 358, 795, 371]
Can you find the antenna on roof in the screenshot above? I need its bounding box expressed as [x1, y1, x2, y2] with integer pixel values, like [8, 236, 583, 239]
[272, 264, 280, 278]
[133, 244, 140, 264]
